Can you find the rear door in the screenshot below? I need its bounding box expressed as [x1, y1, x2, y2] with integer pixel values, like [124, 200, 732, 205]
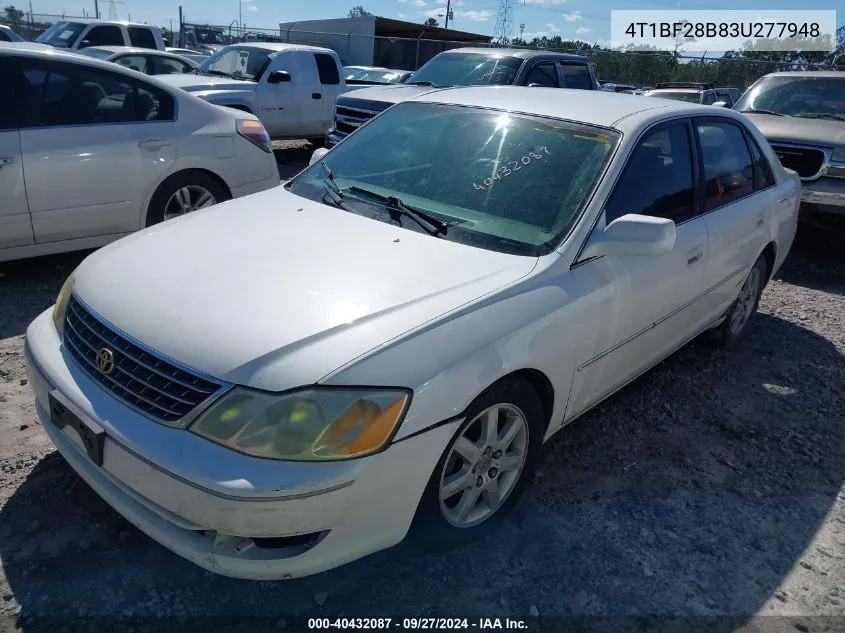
[18, 58, 176, 242]
[524, 61, 560, 88]
[557, 62, 595, 90]
[0, 56, 34, 250]
[693, 117, 772, 329]
[77, 24, 126, 49]
[312, 52, 343, 134]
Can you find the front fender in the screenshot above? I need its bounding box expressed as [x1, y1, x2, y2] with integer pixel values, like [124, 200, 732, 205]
[321, 269, 580, 443]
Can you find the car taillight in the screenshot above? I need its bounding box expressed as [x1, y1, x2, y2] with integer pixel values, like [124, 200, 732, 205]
[237, 119, 272, 153]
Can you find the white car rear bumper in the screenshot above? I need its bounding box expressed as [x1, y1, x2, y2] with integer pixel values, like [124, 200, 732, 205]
[24, 308, 460, 580]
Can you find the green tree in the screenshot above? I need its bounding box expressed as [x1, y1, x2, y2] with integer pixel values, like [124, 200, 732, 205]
[3, 5, 25, 30]
[424, 17, 438, 27]
[348, 5, 373, 18]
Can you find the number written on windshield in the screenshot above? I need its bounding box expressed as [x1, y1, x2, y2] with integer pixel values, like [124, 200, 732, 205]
[473, 147, 552, 191]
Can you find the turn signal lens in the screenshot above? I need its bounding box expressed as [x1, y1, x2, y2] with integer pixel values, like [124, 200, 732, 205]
[237, 118, 272, 153]
[52, 271, 76, 335]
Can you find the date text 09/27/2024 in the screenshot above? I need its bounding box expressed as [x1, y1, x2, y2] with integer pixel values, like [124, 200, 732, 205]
[307, 618, 530, 630]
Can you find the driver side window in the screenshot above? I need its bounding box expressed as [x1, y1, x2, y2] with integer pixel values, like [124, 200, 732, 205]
[605, 123, 696, 224]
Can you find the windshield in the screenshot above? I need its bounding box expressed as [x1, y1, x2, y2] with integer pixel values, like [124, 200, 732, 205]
[36, 21, 86, 48]
[199, 46, 273, 81]
[344, 68, 405, 84]
[644, 91, 700, 103]
[406, 53, 523, 88]
[75, 48, 113, 60]
[288, 102, 618, 256]
[734, 76, 845, 120]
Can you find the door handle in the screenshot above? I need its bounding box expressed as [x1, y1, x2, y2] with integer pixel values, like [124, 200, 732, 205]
[138, 139, 171, 149]
[312, 93, 322, 100]
[687, 247, 703, 267]
[0, 156, 17, 166]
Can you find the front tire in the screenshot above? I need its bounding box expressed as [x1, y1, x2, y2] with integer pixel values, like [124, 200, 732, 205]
[412, 378, 545, 548]
[708, 254, 767, 347]
[145, 171, 229, 227]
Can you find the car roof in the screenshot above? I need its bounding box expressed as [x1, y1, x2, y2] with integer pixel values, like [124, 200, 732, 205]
[50, 18, 157, 28]
[408, 85, 745, 130]
[647, 87, 701, 93]
[221, 41, 334, 54]
[440, 47, 589, 62]
[762, 71, 845, 78]
[83, 46, 176, 55]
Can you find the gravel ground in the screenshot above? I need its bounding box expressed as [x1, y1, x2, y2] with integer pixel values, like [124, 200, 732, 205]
[0, 150, 844, 633]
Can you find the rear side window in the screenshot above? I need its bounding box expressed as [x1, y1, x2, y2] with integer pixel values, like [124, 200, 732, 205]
[703, 92, 716, 105]
[746, 133, 775, 190]
[697, 121, 755, 211]
[559, 63, 592, 90]
[0, 30, 11, 42]
[605, 123, 696, 223]
[17, 60, 174, 127]
[152, 56, 194, 75]
[83, 25, 124, 47]
[0, 59, 16, 128]
[128, 27, 158, 49]
[314, 53, 340, 85]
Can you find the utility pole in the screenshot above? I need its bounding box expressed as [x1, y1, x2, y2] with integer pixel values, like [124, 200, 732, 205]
[94, 0, 99, 18]
[444, 0, 451, 29]
[239, 0, 243, 39]
[519, 23, 525, 40]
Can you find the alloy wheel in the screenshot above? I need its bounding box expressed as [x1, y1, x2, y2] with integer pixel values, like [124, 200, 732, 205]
[163, 185, 218, 220]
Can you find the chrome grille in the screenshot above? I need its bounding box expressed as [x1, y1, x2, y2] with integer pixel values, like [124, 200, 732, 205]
[334, 105, 377, 136]
[771, 144, 826, 180]
[63, 295, 224, 424]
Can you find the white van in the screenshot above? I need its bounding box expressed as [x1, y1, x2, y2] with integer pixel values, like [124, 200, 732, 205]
[36, 19, 165, 51]
[158, 43, 347, 143]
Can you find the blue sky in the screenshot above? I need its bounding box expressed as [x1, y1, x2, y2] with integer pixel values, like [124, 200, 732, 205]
[30, 0, 844, 44]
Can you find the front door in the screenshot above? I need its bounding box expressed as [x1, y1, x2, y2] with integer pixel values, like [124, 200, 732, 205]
[566, 120, 710, 418]
[17, 58, 176, 243]
[0, 59, 33, 251]
[256, 52, 308, 138]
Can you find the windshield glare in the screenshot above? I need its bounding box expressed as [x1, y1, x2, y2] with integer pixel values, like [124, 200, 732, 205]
[36, 21, 85, 48]
[288, 103, 618, 256]
[734, 76, 845, 118]
[644, 91, 700, 103]
[408, 53, 523, 87]
[75, 48, 113, 60]
[344, 68, 404, 83]
[199, 47, 273, 80]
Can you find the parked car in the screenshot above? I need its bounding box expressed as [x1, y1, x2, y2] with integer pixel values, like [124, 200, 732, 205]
[0, 23, 25, 42]
[643, 82, 739, 107]
[166, 47, 212, 65]
[25, 87, 799, 580]
[734, 71, 845, 222]
[36, 19, 165, 51]
[0, 44, 279, 263]
[76, 46, 200, 76]
[342, 65, 413, 86]
[156, 43, 346, 143]
[326, 48, 599, 147]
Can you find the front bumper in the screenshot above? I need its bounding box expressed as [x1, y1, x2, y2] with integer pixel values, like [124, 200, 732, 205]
[24, 308, 461, 580]
[800, 178, 845, 216]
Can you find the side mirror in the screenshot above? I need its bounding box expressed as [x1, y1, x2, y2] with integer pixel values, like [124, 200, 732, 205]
[309, 147, 329, 166]
[78, 40, 92, 48]
[267, 70, 292, 84]
[580, 214, 676, 259]
[713, 101, 728, 108]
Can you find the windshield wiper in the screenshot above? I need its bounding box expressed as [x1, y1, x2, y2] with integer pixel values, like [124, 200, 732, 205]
[406, 80, 439, 87]
[205, 70, 235, 79]
[793, 113, 845, 121]
[348, 186, 449, 237]
[740, 108, 785, 116]
[319, 161, 351, 210]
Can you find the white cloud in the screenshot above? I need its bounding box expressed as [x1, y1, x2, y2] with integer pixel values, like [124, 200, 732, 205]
[575, 26, 590, 34]
[523, 0, 567, 4]
[546, 22, 560, 33]
[519, 31, 548, 40]
[455, 9, 492, 20]
[413, 0, 426, 6]
[562, 10, 582, 22]
[248, 5, 258, 10]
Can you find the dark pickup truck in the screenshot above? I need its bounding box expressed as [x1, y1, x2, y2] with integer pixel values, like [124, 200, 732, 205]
[326, 47, 600, 147]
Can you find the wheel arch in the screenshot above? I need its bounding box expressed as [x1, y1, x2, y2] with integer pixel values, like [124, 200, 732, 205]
[761, 240, 777, 282]
[143, 168, 233, 228]
[480, 369, 555, 434]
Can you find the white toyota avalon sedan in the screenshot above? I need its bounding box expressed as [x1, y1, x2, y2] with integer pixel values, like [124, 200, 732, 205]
[0, 44, 279, 263]
[25, 87, 800, 580]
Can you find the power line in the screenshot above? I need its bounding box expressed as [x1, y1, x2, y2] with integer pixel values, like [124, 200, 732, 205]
[493, 0, 514, 43]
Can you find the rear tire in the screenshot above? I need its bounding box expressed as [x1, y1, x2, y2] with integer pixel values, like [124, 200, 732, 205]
[708, 254, 767, 347]
[145, 171, 229, 227]
[411, 378, 545, 550]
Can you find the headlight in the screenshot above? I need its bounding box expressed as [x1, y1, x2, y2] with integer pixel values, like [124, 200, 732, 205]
[830, 147, 845, 162]
[189, 387, 411, 461]
[52, 271, 76, 335]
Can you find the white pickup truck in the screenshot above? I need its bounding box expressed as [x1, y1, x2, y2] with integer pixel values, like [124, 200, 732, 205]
[157, 42, 347, 142]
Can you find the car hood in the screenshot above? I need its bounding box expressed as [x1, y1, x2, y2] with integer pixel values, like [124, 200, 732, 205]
[337, 84, 441, 109]
[743, 113, 845, 146]
[155, 74, 257, 92]
[73, 187, 538, 391]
